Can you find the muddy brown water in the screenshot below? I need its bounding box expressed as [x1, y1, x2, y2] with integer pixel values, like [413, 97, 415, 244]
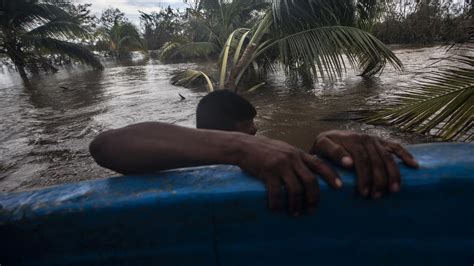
[1, 46, 450, 192]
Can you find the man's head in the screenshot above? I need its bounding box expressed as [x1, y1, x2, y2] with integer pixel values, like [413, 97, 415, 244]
[196, 90, 257, 135]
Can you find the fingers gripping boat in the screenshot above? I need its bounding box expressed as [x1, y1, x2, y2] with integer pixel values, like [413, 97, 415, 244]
[0, 143, 473, 265]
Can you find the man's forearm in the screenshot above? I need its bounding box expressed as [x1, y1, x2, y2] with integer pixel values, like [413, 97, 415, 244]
[89, 122, 247, 174]
[90, 122, 346, 214]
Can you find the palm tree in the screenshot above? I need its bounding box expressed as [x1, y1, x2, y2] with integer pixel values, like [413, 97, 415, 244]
[109, 22, 147, 58]
[0, 0, 103, 81]
[173, 0, 402, 91]
[159, 0, 269, 62]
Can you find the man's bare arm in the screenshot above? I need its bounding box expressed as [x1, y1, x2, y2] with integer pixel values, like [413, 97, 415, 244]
[90, 122, 342, 216]
[90, 122, 246, 174]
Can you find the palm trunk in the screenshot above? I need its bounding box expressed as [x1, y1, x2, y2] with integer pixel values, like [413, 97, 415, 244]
[8, 54, 29, 82]
[16, 64, 28, 81]
[5, 43, 29, 82]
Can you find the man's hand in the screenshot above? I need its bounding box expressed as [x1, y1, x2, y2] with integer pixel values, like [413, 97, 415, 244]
[238, 135, 343, 216]
[310, 130, 419, 199]
[90, 122, 343, 216]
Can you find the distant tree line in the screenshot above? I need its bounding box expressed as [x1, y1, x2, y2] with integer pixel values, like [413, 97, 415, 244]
[372, 0, 473, 44]
[2, 0, 473, 82]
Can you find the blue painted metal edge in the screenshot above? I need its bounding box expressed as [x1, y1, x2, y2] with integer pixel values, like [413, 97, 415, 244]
[1, 143, 473, 266]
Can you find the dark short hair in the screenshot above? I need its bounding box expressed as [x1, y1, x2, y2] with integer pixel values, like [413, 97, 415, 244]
[196, 90, 257, 131]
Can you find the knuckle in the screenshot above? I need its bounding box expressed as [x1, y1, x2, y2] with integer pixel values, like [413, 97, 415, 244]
[312, 158, 323, 166]
[311, 159, 324, 169]
[267, 155, 285, 167]
[315, 137, 325, 147]
[334, 146, 346, 155]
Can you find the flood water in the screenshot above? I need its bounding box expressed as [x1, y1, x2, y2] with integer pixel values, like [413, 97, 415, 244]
[0, 46, 449, 192]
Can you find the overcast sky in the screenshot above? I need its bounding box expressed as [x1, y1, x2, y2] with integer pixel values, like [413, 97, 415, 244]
[77, 0, 189, 25]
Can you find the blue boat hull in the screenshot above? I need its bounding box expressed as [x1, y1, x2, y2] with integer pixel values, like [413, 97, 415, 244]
[1, 143, 473, 265]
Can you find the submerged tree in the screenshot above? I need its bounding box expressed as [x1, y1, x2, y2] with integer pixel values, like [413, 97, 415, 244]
[109, 22, 146, 58]
[94, 8, 146, 58]
[173, 0, 402, 91]
[0, 0, 103, 81]
[159, 0, 269, 62]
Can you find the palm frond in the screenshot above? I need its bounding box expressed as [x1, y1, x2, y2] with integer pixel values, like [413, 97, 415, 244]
[367, 55, 474, 142]
[229, 24, 402, 87]
[26, 20, 89, 39]
[246, 82, 266, 93]
[24, 36, 103, 70]
[219, 30, 239, 88]
[12, 2, 71, 29]
[218, 5, 400, 90]
[108, 22, 146, 55]
[160, 42, 183, 61]
[171, 69, 215, 92]
[118, 36, 145, 53]
[274, 26, 402, 80]
[160, 42, 219, 62]
[111, 22, 141, 42]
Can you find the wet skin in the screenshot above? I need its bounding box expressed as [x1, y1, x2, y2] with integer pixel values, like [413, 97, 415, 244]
[90, 122, 418, 216]
[233, 119, 419, 211]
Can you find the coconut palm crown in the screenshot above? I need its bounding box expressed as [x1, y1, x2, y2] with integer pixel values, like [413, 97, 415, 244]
[172, 0, 403, 91]
[159, 0, 269, 62]
[0, 0, 103, 81]
[109, 21, 147, 58]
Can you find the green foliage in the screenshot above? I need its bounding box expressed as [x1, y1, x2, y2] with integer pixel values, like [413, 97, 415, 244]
[92, 8, 146, 57]
[140, 8, 184, 50]
[99, 8, 127, 32]
[24, 36, 103, 70]
[159, 0, 269, 62]
[367, 53, 473, 142]
[191, 0, 269, 47]
[170, 0, 401, 93]
[215, 0, 402, 91]
[0, 0, 103, 81]
[109, 22, 146, 57]
[160, 41, 220, 62]
[373, 0, 473, 44]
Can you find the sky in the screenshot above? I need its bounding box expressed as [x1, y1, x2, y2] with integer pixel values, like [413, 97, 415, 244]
[77, 0, 189, 25]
